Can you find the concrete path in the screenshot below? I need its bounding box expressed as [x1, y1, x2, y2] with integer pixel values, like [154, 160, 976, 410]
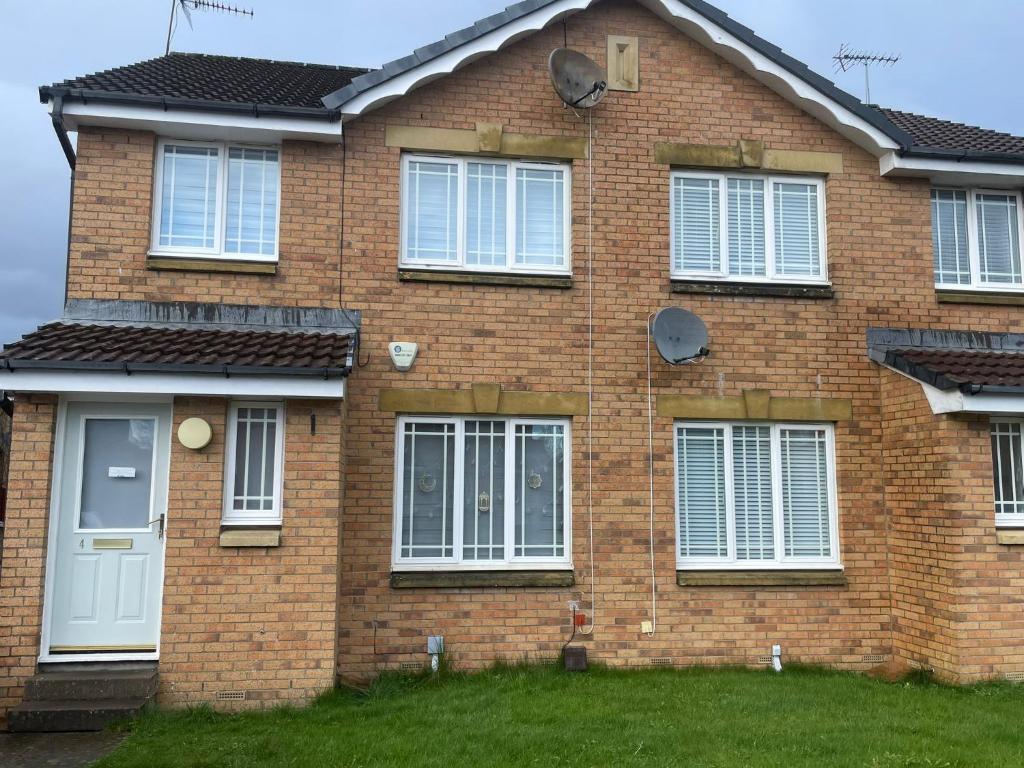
[0, 731, 124, 767]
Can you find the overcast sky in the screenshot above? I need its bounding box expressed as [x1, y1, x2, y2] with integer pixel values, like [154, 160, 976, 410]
[1, 0, 1021, 343]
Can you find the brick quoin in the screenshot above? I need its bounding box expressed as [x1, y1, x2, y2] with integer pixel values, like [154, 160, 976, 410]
[2, 0, 1023, 715]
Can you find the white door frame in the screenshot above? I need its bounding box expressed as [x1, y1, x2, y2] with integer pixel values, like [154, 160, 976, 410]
[38, 394, 173, 663]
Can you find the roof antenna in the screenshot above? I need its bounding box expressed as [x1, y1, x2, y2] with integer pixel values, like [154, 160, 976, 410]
[833, 43, 900, 103]
[165, 0, 254, 55]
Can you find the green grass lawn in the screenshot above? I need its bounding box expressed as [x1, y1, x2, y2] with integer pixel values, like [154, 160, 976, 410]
[95, 663, 1024, 768]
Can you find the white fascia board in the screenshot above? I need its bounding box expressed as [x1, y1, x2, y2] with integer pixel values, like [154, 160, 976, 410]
[339, 0, 592, 117]
[0, 370, 345, 399]
[880, 151, 1024, 186]
[920, 382, 1024, 416]
[54, 100, 342, 144]
[337, 0, 899, 158]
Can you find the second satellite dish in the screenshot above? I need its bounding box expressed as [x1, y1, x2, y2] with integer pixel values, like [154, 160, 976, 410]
[549, 48, 607, 108]
[651, 307, 709, 365]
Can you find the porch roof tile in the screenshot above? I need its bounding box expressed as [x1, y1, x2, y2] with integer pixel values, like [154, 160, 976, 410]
[0, 321, 355, 378]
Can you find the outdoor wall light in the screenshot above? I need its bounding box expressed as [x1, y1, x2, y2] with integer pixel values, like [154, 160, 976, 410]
[177, 417, 213, 450]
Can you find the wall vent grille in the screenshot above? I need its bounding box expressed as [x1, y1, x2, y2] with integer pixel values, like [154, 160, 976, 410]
[650, 657, 673, 666]
[400, 662, 422, 672]
[1004, 671, 1024, 683]
[863, 655, 886, 664]
[216, 690, 246, 702]
[756, 655, 772, 665]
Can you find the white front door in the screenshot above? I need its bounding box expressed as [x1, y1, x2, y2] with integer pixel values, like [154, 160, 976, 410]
[47, 402, 171, 655]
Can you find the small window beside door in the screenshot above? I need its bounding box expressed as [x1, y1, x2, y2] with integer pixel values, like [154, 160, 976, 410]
[223, 403, 284, 525]
[670, 171, 827, 284]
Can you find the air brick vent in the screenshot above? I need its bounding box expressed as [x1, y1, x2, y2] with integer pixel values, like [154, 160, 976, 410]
[216, 690, 246, 702]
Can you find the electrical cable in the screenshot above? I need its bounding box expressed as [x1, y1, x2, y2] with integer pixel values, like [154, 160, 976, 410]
[646, 313, 658, 637]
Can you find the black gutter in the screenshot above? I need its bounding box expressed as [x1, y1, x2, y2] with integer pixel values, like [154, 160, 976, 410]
[899, 146, 1024, 166]
[961, 384, 1024, 395]
[40, 86, 343, 123]
[0, 359, 352, 378]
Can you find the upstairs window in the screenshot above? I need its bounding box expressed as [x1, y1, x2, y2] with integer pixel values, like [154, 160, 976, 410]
[670, 172, 827, 283]
[932, 188, 1023, 290]
[393, 416, 571, 568]
[401, 155, 571, 274]
[675, 422, 839, 570]
[152, 140, 280, 262]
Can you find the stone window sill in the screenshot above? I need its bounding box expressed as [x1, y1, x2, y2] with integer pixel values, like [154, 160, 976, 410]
[219, 527, 282, 548]
[390, 570, 575, 589]
[670, 279, 833, 299]
[147, 255, 278, 275]
[676, 569, 847, 587]
[399, 269, 573, 289]
[936, 289, 1024, 306]
[996, 529, 1024, 545]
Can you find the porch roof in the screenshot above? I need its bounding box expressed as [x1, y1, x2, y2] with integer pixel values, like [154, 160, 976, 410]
[0, 321, 355, 378]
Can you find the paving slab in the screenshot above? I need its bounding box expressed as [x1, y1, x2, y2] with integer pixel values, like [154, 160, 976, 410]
[0, 730, 124, 768]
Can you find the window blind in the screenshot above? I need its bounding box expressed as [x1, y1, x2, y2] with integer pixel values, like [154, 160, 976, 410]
[780, 428, 831, 558]
[466, 162, 508, 267]
[728, 178, 766, 276]
[677, 427, 728, 558]
[405, 160, 459, 262]
[225, 148, 279, 256]
[773, 182, 821, 277]
[732, 426, 774, 560]
[977, 193, 1021, 284]
[673, 177, 720, 274]
[159, 145, 219, 250]
[931, 189, 970, 285]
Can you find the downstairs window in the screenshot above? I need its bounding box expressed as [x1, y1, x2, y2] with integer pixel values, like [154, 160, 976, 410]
[393, 416, 570, 569]
[675, 422, 840, 570]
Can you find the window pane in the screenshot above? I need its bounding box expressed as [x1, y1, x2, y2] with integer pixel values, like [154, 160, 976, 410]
[225, 148, 279, 256]
[231, 407, 279, 514]
[514, 423, 565, 558]
[463, 420, 506, 560]
[727, 178, 766, 276]
[773, 182, 821, 277]
[677, 426, 727, 558]
[159, 145, 219, 249]
[405, 160, 459, 261]
[780, 428, 831, 558]
[515, 168, 565, 267]
[992, 422, 1024, 516]
[673, 177, 720, 273]
[401, 422, 456, 558]
[977, 193, 1021, 284]
[732, 426, 773, 560]
[466, 163, 508, 267]
[79, 419, 155, 529]
[931, 189, 970, 285]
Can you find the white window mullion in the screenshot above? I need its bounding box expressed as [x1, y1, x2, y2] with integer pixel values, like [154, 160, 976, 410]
[764, 179, 778, 281]
[770, 424, 786, 562]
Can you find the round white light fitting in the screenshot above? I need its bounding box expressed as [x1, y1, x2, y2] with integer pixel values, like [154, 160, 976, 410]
[177, 417, 213, 450]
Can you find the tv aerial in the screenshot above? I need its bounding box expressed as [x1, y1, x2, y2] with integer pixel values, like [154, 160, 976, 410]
[650, 307, 709, 365]
[165, 0, 254, 55]
[548, 48, 608, 109]
[833, 44, 900, 103]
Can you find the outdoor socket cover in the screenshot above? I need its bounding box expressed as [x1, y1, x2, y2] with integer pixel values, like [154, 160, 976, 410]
[427, 635, 444, 655]
[640, 620, 654, 634]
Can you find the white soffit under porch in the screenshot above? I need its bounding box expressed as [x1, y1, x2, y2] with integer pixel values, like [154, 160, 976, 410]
[920, 382, 1024, 416]
[879, 152, 1024, 187]
[54, 101, 343, 144]
[0, 370, 345, 399]
[331, 0, 900, 158]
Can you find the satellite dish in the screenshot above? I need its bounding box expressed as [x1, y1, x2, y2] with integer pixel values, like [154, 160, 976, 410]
[549, 48, 608, 109]
[651, 308, 709, 365]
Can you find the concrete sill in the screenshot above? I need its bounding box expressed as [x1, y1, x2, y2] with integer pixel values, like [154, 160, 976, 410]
[219, 528, 282, 548]
[390, 570, 575, 589]
[670, 280, 833, 299]
[676, 569, 847, 587]
[936, 289, 1024, 306]
[147, 256, 278, 275]
[399, 269, 573, 289]
[996, 530, 1024, 545]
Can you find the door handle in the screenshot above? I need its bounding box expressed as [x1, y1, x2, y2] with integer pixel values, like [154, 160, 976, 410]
[148, 513, 165, 540]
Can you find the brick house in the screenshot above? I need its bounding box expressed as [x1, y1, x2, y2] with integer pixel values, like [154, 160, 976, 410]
[3, 0, 1024, 729]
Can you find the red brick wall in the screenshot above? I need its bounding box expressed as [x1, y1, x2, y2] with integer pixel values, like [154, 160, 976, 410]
[0, 396, 57, 718]
[159, 397, 344, 707]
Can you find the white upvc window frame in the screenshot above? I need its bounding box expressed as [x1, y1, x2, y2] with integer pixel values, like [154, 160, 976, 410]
[222, 401, 285, 526]
[990, 418, 1024, 527]
[932, 186, 1024, 292]
[669, 170, 828, 284]
[399, 153, 572, 276]
[149, 138, 282, 263]
[391, 415, 573, 571]
[674, 421, 841, 571]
